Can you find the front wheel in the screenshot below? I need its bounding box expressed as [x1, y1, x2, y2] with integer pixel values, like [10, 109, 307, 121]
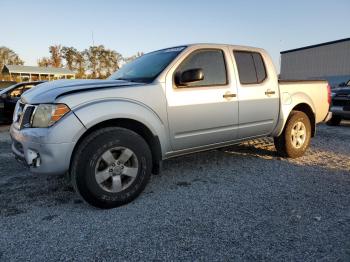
[71, 127, 152, 209]
[274, 111, 311, 158]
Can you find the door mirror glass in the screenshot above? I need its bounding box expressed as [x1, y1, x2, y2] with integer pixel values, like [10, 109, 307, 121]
[176, 68, 204, 86]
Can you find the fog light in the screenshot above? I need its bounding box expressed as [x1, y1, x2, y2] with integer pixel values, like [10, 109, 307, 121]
[26, 149, 41, 167]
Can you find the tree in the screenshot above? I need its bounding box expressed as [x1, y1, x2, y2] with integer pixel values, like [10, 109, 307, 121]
[37, 45, 62, 68]
[83, 46, 99, 78]
[75, 51, 86, 78]
[84, 45, 123, 78]
[37, 44, 130, 79]
[123, 52, 143, 64]
[37, 57, 51, 67]
[104, 49, 123, 77]
[61, 46, 78, 70]
[61, 46, 86, 77]
[0, 46, 24, 71]
[49, 45, 62, 68]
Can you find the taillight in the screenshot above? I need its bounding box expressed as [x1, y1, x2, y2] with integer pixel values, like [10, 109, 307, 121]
[327, 83, 331, 105]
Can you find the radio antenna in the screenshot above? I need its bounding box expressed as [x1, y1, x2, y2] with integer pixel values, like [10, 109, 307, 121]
[92, 31, 95, 46]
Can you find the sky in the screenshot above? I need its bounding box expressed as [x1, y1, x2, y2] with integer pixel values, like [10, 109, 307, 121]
[1, 0, 349, 71]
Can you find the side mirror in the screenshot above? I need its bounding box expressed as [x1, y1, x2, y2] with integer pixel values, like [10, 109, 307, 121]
[175, 68, 204, 86]
[0, 93, 7, 100]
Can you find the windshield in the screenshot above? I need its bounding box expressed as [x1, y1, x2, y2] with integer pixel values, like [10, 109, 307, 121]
[109, 46, 186, 83]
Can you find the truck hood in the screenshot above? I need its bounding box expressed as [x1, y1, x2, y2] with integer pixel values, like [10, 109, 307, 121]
[21, 79, 142, 104]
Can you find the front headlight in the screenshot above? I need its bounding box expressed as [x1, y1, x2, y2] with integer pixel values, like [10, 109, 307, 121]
[13, 101, 21, 123]
[31, 104, 70, 128]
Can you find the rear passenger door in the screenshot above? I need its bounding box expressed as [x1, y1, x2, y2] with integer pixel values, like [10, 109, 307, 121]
[232, 50, 279, 139]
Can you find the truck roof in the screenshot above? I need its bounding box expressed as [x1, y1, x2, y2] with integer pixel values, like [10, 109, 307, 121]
[178, 43, 267, 53]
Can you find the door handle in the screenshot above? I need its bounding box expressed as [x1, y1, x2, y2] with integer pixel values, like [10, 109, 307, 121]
[223, 92, 236, 99]
[265, 89, 275, 96]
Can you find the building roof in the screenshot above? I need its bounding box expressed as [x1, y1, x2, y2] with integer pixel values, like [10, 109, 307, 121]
[2, 65, 75, 75]
[281, 38, 350, 54]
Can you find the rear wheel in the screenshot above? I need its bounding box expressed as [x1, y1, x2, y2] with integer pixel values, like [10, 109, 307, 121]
[327, 115, 342, 126]
[274, 111, 311, 158]
[71, 127, 152, 209]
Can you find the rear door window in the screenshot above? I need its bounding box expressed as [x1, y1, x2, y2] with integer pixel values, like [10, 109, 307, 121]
[252, 53, 267, 83]
[234, 51, 267, 85]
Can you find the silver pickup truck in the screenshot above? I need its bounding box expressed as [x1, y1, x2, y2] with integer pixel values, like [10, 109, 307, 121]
[10, 44, 331, 208]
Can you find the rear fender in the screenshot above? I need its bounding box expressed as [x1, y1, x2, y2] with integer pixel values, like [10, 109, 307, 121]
[272, 92, 316, 137]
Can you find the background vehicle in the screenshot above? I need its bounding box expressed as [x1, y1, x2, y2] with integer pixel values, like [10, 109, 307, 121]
[0, 81, 17, 91]
[0, 81, 45, 124]
[337, 79, 350, 88]
[10, 44, 331, 208]
[328, 80, 350, 125]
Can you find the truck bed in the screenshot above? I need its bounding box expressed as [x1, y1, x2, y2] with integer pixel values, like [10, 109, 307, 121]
[278, 80, 330, 123]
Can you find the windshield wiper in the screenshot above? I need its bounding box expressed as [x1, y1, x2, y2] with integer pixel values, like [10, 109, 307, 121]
[115, 78, 147, 83]
[115, 78, 137, 82]
[115, 77, 128, 81]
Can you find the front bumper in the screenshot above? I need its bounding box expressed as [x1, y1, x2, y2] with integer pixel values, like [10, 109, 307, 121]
[10, 112, 86, 175]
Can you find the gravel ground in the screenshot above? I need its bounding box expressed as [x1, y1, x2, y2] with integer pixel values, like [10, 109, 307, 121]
[0, 123, 349, 261]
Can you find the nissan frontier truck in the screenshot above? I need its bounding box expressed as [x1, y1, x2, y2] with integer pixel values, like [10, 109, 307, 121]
[10, 44, 331, 208]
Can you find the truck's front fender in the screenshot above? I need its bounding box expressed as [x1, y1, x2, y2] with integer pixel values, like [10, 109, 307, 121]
[72, 98, 170, 156]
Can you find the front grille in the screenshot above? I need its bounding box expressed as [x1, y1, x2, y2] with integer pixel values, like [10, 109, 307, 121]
[13, 102, 26, 123]
[20, 106, 35, 129]
[14, 102, 35, 129]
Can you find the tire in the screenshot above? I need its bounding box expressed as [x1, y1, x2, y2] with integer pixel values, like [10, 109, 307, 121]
[326, 116, 342, 126]
[274, 111, 311, 158]
[71, 127, 152, 209]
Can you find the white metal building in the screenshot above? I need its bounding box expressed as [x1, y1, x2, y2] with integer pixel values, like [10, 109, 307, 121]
[280, 38, 350, 87]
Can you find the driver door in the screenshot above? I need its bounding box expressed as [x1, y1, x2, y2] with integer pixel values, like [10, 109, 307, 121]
[166, 48, 239, 151]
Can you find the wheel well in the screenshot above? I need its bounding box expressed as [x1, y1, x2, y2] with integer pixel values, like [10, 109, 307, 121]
[70, 118, 162, 175]
[292, 103, 316, 137]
